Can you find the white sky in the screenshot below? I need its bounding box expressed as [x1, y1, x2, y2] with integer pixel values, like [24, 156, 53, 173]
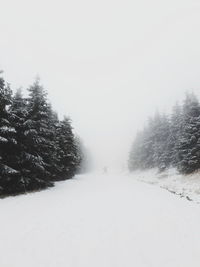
[1, 0, 200, 170]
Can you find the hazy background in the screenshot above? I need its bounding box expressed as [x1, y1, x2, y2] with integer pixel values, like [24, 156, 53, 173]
[1, 0, 200, 170]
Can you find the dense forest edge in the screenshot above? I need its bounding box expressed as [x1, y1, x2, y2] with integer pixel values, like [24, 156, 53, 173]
[0, 73, 90, 197]
[129, 92, 200, 175]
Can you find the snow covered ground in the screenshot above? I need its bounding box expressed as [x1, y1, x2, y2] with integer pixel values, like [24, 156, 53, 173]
[0, 172, 200, 267]
[133, 168, 200, 203]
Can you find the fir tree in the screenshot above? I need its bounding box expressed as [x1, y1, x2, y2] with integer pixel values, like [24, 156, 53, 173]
[23, 78, 54, 188]
[45, 109, 62, 180]
[9, 88, 50, 193]
[177, 93, 200, 174]
[0, 76, 19, 195]
[152, 113, 171, 171]
[7, 88, 29, 193]
[0, 74, 83, 196]
[129, 113, 171, 171]
[168, 103, 182, 166]
[56, 117, 78, 180]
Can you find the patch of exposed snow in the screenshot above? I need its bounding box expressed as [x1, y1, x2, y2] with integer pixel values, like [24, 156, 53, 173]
[0, 136, 8, 143]
[132, 168, 200, 203]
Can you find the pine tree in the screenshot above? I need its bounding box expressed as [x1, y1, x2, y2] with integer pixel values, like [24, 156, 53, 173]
[9, 88, 50, 193]
[73, 136, 83, 174]
[177, 93, 200, 174]
[152, 113, 171, 171]
[56, 117, 78, 179]
[0, 76, 19, 195]
[129, 113, 171, 171]
[46, 109, 62, 180]
[168, 103, 182, 166]
[23, 78, 54, 189]
[7, 88, 29, 193]
[0, 74, 83, 196]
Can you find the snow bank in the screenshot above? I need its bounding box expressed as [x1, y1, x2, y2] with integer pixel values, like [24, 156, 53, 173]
[132, 168, 200, 203]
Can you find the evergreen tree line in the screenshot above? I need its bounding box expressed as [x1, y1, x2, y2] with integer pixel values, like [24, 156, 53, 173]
[0, 74, 86, 196]
[129, 92, 200, 175]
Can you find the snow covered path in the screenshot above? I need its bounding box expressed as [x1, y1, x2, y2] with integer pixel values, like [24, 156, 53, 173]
[0, 173, 200, 267]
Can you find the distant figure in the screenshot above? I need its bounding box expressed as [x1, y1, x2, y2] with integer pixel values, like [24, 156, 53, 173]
[103, 166, 108, 174]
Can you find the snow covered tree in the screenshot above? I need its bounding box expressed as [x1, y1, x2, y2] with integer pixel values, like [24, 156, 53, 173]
[0, 76, 20, 195]
[46, 110, 62, 180]
[56, 117, 79, 180]
[73, 136, 83, 174]
[8, 88, 51, 193]
[0, 73, 84, 196]
[129, 113, 171, 172]
[168, 103, 183, 166]
[177, 93, 200, 174]
[22, 78, 54, 189]
[129, 92, 200, 175]
[152, 113, 171, 171]
[6, 88, 30, 193]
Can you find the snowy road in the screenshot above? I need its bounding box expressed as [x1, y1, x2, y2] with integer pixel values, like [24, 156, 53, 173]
[0, 173, 200, 267]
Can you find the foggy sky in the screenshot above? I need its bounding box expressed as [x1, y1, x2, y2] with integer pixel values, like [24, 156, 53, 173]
[1, 0, 200, 169]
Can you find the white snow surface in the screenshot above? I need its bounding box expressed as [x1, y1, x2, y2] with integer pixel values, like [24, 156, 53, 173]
[134, 168, 200, 203]
[1, 172, 200, 267]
